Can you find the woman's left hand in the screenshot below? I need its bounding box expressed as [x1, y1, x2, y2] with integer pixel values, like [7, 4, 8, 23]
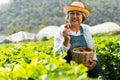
[86, 60, 97, 71]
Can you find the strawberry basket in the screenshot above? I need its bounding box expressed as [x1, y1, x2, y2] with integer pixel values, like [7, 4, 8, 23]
[71, 47, 94, 66]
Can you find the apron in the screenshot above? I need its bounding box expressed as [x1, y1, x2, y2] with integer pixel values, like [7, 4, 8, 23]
[64, 26, 88, 63]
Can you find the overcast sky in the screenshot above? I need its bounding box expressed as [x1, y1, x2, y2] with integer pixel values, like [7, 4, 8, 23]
[0, 0, 10, 5]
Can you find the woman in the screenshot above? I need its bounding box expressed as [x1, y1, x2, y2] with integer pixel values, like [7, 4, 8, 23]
[53, 1, 100, 78]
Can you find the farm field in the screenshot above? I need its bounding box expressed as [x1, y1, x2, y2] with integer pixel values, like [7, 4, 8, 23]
[0, 36, 120, 80]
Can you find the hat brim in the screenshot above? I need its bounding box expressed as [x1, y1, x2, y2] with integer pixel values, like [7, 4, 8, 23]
[64, 5, 90, 17]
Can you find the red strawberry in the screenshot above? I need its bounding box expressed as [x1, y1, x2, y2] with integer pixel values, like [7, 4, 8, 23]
[64, 24, 68, 29]
[81, 48, 86, 52]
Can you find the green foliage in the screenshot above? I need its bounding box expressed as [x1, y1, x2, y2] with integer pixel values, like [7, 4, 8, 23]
[93, 31, 120, 37]
[0, 39, 90, 80]
[94, 36, 120, 80]
[0, 35, 120, 79]
[0, 0, 120, 35]
[0, 0, 71, 35]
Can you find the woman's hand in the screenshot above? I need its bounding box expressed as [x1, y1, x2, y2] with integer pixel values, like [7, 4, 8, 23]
[62, 25, 70, 40]
[86, 60, 97, 71]
[62, 24, 70, 47]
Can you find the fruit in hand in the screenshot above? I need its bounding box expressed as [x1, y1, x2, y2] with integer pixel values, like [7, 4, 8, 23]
[64, 24, 68, 29]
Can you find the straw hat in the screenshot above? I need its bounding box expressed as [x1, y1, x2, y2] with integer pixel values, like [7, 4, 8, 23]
[64, 1, 90, 17]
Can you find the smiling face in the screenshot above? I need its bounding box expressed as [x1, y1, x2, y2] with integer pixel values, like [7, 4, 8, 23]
[67, 11, 83, 27]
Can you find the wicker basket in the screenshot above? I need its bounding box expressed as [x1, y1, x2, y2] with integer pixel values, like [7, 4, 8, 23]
[71, 47, 94, 66]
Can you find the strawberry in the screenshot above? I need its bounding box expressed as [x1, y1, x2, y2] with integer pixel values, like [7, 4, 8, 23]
[64, 24, 68, 29]
[81, 48, 86, 52]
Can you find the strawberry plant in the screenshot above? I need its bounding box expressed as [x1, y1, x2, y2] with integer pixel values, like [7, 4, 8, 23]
[0, 39, 90, 80]
[1, 35, 119, 80]
[94, 36, 120, 80]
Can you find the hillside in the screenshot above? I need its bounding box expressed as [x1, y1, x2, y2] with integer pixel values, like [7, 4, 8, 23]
[0, 0, 120, 35]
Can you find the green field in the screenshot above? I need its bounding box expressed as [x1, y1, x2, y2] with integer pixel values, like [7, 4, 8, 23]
[0, 36, 120, 80]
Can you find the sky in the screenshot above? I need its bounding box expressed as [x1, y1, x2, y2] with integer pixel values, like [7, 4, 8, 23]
[0, 0, 10, 5]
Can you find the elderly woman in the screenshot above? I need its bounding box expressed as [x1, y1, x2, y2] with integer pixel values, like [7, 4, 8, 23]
[53, 1, 100, 78]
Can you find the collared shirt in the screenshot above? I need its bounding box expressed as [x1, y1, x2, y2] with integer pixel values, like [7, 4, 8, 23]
[53, 24, 97, 60]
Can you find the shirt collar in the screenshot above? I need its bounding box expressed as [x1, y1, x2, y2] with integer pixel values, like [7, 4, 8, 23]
[69, 25, 83, 36]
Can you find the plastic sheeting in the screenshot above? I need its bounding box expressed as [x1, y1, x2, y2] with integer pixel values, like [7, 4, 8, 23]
[5, 31, 36, 42]
[0, 22, 120, 43]
[37, 26, 59, 39]
[91, 22, 120, 34]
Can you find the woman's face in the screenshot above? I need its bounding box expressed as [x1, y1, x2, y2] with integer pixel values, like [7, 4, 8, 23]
[68, 11, 83, 26]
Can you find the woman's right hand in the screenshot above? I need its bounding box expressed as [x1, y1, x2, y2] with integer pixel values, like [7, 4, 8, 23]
[62, 25, 70, 40]
[62, 24, 70, 47]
